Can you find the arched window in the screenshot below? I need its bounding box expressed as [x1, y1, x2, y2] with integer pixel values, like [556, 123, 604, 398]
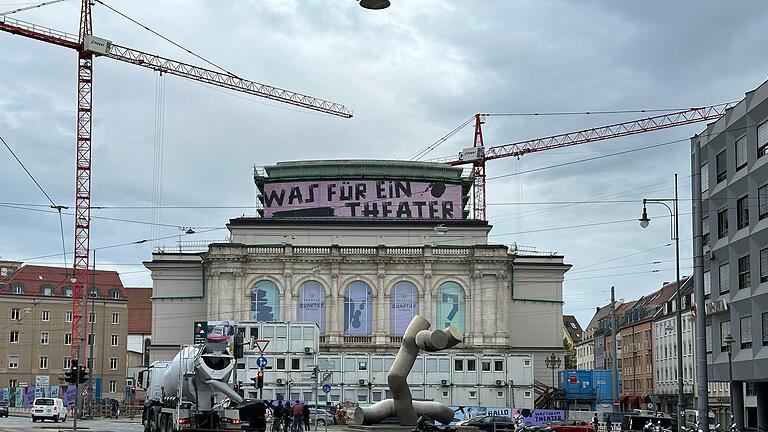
[390, 281, 419, 335]
[344, 281, 372, 335]
[10, 282, 24, 294]
[63, 286, 73, 297]
[40, 284, 54, 296]
[297, 280, 326, 332]
[436, 281, 465, 333]
[250, 280, 280, 322]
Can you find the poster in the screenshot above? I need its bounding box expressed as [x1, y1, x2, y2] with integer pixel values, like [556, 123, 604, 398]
[512, 409, 566, 425]
[193, 321, 208, 344]
[262, 180, 463, 219]
[51, 386, 59, 398]
[297, 281, 326, 332]
[436, 282, 465, 333]
[15, 388, 22, 407]
[344, 281, 372, 335]
[64, 385, 77, 407]
[390, 281, 419, 335]
[251, 280, 280, 321]
[206, 321, 235, 342]
[24, 387, 35, 407]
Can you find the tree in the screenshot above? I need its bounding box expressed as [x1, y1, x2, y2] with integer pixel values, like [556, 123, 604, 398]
[563, 337, 577, 369]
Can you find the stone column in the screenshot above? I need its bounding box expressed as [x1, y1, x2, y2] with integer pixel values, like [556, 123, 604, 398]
[207, 270, 219, 320]
[471, 271, 483, 344]
[329, 272, 339, 342]
[496, 272, 508, 344]
[423, 272, 432, 325]
[731, 380, 745, 431]
[756, 381, 768, 432]
[482, 275, 495, 339]
[376, 272, 386, 340]
[283, 271, 293, 322]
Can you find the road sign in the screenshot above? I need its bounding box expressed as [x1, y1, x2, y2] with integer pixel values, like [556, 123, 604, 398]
[252, 338, 270, 353]
[322, 384, 331, 394]
[256, 356, 268, 368]
[321, 372, 333, 384]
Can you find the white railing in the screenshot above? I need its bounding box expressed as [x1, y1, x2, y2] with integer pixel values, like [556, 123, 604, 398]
[385, 247, 423, 255]
[294, 246, 331, 254]
[433, 247, 470, 255]
[340, 246, 377, 255]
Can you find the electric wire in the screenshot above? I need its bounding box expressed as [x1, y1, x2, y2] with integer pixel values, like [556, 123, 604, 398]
[410, 116, 475, 161]
[94, 0, 241, 79]
[0, 0, 68, 16]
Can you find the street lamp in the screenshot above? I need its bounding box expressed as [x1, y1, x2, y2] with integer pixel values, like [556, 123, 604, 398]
[545, 352, 561, 404]
[639, 173, 684, 432]
[723, 333, 735, 425]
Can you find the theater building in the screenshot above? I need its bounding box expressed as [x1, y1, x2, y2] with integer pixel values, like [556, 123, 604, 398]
[145, 160, 570, 404]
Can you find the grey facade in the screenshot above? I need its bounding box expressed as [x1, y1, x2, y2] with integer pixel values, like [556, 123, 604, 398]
[693, 79, 768, 429]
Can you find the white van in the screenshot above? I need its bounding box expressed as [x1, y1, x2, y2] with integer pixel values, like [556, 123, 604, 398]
[31, 397, 67, 422]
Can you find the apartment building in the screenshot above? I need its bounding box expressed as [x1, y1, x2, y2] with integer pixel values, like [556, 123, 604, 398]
[0, 264, 128, 400]
[692, 78, 768, 429]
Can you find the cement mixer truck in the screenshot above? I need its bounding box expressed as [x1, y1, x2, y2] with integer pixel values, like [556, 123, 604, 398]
[137, 344, 244, 432]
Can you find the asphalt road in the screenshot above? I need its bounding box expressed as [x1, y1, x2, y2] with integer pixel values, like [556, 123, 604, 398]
[0, 415, 143, 432]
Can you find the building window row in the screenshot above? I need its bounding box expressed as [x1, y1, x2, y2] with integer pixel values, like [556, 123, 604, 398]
[707, 120, 768, 185]
[250, 279, 467, 335]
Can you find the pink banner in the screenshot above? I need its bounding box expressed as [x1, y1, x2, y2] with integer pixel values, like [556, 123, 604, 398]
[262, 180, 463, 219]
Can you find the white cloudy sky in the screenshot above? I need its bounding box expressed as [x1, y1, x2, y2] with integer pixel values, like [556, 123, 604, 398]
[1, 0, 767, 326]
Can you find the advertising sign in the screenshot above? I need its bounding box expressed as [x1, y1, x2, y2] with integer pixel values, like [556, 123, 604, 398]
[436, 282, 465, 333]
[390, 281, 419, 335]
[512, 409, 566, 425]
[251, 281, 280, 321]
[262, 180, 463, 219]
[344, 282, 372, 335]
[194, 321, 236, 343]
[35, 375, 49, 387]
[193, 321, 208, 344]
[297, 281, 326, 332]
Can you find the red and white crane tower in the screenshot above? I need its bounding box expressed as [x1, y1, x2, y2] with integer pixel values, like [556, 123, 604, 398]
[440, 106, 734, 220]
[0, 0, 352, 362]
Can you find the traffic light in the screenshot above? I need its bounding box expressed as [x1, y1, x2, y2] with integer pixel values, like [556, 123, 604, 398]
[64, 359, 79, 384]
[256, 369, 264, 389]
[234, 333, 244, 359]
[78, 365, 90, 384]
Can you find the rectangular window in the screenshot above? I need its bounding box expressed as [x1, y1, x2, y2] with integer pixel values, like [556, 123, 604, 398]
[702, 216, 710, 246]
[9, 331, 19, 344]
[762, 313, 768, 346]
[64, 357, 71, 369]
[704, 270, 712, 297]
[109, 380, 117, 393]
[466, 359, 476, 371]
[706, 325, 712, 354]
[716, 150, 727, 183]
[738, 255, 751, 290]
[736, 136, 748, 170]
[39, 356, 48, 369]
[758, 120, 768, 157]
[89, 311, 95, 323]
[481, 360, 491, 372]
[111, 334, 119, 346]
[454, 359, 463, 371]
[720, 321, 731, 352]
[65, 333, 72, 345]
[40, 332, 49, 345]
[291, 358, 300, 370]
[111, 291, 120, 299]
[719, 263, 730, 294]
[740, 317, 752, 349]
[276, 358, 285, 370]
[717, 208, 728, 239]
[494, 360, 504, 372]
[8, 356, 19, 369]
[65, 311, 72, 322]
[87, 334, 95, 346]
[737, 196, 749, 230]
[110, 357, 118, 370]
[10, 308, 19, 320]
[358, 360, 367, 371]
[112, 313, 119, 324]
[41, 310, 50, 322]
[701, 162, 709, 192]
[762, 249, 768, 283]
[760, 184, 768, 220]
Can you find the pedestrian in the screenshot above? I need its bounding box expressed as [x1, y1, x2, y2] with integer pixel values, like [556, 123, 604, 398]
[111, 399, 118, 419]
[605, 416, 612, 432]
[283, 402, 293, 432]
[292, 400, 303, 432]
[303, 403, 310, 431]
[592, 413, 599, 432]
[273, 401, 284, 432]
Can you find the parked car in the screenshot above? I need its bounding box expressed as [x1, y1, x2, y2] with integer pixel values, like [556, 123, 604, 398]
[310, 408, 335, 426]
[31, 397, 67, 423]
[460, 415, 516, 431]
[621, 414, 674, 432]
[541, 420, 594, 432]
[0, 400, 8, 417]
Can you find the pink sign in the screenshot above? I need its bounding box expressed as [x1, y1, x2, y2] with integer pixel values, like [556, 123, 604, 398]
[262, 180, 463, 219]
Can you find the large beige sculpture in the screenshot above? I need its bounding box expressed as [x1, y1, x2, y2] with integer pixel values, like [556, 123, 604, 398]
[354, 315, 462, 426]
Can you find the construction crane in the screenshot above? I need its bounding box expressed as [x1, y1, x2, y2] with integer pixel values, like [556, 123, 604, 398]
[0, 0, 352, 361]
[438, 105, 733, 220]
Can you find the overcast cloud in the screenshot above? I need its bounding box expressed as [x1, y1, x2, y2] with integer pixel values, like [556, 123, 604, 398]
[1, 0, 767, 326]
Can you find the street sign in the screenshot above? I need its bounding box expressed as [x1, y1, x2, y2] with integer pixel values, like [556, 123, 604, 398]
[321, 372, 333, 384]
[252, 339, 270, 353]
[256, 356, 268, 368]
[322, 384, 331, 394]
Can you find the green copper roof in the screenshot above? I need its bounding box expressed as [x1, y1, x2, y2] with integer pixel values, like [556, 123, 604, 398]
[255, 160, 468, 182]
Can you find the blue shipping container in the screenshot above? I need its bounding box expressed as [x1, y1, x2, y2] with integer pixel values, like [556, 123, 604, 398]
[557, 370, 614, 403]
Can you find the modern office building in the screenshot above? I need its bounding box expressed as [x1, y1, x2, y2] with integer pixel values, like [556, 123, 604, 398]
[693, 78, 768, 429]
[0, 264, 128, 400]
[145, 160, 571, 404]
